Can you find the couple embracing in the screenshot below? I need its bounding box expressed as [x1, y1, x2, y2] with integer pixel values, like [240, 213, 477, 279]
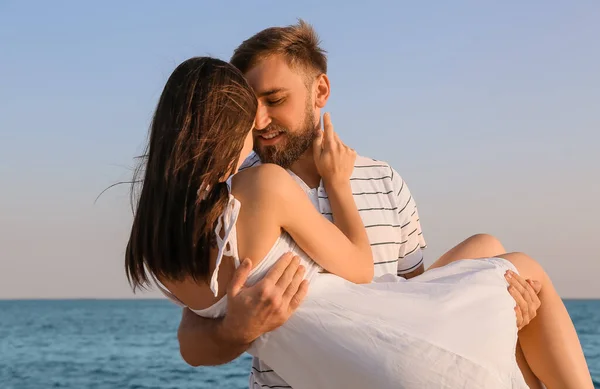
[125, 20, 593, 389]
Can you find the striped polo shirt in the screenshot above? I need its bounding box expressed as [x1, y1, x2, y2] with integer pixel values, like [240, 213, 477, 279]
[239, 152, 427, 389]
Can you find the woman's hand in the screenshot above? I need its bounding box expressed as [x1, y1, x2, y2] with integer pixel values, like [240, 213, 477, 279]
[505, 270, 542, 330]
[313, 112, 356, 187]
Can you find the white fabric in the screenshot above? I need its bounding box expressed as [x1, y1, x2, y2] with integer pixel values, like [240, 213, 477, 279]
[242, 153, 429, 388]
[161, 181, 529, 389]
[209, 177, 241, 297]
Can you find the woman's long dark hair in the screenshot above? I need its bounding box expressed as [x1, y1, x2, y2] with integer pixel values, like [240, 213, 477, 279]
[125, 57, 258, 291]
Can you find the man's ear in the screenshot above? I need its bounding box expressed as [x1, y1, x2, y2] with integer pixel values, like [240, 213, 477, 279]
[314, 74, 330, 108]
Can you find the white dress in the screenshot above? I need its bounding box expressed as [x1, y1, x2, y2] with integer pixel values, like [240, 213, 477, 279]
[157, 180, 529, 389]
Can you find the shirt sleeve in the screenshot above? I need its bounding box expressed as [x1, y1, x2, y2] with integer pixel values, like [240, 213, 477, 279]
[390, 167, 427, 275]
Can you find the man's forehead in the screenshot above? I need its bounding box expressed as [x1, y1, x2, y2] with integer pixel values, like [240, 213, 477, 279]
[251, 87, 289, 98]
[244, 56, 302, 95]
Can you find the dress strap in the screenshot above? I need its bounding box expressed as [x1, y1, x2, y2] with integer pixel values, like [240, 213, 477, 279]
[209, 177, 241, 297]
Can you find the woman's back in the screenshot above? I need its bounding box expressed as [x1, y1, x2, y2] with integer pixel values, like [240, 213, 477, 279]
[175, 166, 323, 318]
[231, 165, 298, 271]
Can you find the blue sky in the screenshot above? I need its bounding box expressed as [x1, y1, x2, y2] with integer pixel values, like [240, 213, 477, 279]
[1, 1, 598, 298]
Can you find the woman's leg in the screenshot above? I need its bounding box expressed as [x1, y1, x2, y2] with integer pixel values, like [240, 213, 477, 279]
[427, 234, 544, 388]
[427, 233, 506, 270]
[497, 252, 593, 389]
[516, 344, 544, 389]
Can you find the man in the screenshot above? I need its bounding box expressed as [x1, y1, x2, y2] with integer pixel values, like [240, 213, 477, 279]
[176, 20, 541, 388]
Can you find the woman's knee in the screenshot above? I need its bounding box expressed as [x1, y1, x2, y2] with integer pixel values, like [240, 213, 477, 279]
[430, 233, 506, 270]
[496, 252, 548, 283]
[466, 233, 506, 256]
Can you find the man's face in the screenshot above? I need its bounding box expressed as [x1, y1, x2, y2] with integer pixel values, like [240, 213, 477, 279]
[244, 55, 318, 168]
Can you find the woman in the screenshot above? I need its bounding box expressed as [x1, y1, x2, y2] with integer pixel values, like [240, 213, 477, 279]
[125, 57, 593, 388]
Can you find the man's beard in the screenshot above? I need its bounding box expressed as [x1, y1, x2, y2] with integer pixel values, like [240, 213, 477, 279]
[253, 107, 317, 169]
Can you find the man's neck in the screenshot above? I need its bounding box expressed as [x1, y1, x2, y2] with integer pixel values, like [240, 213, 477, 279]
[288, 149, 321, 189]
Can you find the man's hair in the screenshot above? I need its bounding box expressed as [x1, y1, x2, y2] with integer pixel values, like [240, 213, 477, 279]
[230, 19, 327, 79]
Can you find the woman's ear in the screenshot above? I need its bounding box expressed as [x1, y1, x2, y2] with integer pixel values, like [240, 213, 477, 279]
[314, 74, 330, 108]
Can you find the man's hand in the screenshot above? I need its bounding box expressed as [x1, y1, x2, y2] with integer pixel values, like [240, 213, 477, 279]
[505, 270, 542, 330]
[177, 252, 309, 367]
[221, 252, 310, 345]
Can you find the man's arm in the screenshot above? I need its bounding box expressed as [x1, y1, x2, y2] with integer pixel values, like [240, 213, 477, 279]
[178, 309, 249, 366]
[389, 167, 427, 279]
[399, 262, 425, 279]
[176, 253, 309, 367]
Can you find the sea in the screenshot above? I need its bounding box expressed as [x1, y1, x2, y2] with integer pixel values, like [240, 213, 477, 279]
[0, 299, 598, 389]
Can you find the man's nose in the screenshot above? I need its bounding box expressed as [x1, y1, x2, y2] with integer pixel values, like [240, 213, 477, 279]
[254, 103, 272, 130]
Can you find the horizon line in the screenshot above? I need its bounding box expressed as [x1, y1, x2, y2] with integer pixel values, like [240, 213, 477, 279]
[1, 297, 599, 301]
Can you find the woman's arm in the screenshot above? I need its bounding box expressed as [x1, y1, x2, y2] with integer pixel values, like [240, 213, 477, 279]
[241, 164, 373, 284]
[238, 114, 373, 283]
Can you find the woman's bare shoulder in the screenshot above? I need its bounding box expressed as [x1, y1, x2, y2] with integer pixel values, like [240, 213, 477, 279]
[231, 163, 293, 202]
